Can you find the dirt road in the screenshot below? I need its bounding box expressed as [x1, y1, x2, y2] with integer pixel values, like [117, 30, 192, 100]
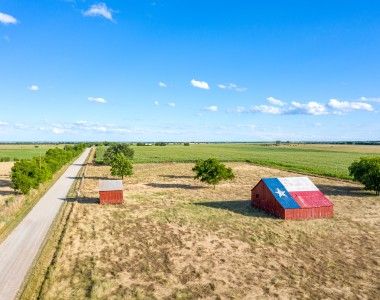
[0, 148, 91, 300]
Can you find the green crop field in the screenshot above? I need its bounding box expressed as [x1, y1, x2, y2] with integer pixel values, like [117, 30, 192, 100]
[96, 143, 380, 179]
[0, 144, 65, 161]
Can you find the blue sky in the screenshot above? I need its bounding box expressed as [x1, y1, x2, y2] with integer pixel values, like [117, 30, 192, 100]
[0, 0, 379, 141]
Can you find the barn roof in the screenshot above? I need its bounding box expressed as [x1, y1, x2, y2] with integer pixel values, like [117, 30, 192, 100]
[99, 180, 123, 191]
[255, 176, 333, 209]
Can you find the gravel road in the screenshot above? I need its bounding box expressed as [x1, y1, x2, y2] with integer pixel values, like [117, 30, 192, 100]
[0, 148, 91, 300]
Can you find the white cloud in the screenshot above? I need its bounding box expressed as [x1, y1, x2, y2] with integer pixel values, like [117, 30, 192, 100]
[88, 96, 107, 104]
[328, 98, 373, 112]
[267, 96, 285, 106]
[158, 81, 167, 88]
[52, 127, 65, 134]
[247, 98, 328, 115]
[191, 79, 210, 90]
[154, 100, 159, 106]
[0, 121, 9, 126]
[28, 84, 39, 91]
[360, 96, 380, 103]
[204, 105, 218, 112]
[290, 101, 327, 115]
[218, 83, 247, 92]
[0, 12, 17, 25]
[83, 3, 113, 21]
[168, 102, 176, 107]
[251, 105, 282, 114]
[235, 106, 246, 113]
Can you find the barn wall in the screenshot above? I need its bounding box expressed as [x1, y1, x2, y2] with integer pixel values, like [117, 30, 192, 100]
[284, 206, 333, 220]
[251, 181, 285, 218]
[99, 190, 123, 205]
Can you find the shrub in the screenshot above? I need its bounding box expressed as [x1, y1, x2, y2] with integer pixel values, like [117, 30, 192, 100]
[11, 144, 86, 194]
[349, 157, 380, 195]
[155, 142, 167, 146]
[192, 158, 235, 188]
[110, 153, 133, 179]
[103, 143, 134, 165]
[184, 143, 190, 146]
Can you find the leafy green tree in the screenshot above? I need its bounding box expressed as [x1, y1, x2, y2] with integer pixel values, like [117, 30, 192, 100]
[192, 158, 235, 188]
[349, 157, 380, 195]
[110, 153, 133, 179]
[103, 143, 134, 165]
[10, 144, 86, 194]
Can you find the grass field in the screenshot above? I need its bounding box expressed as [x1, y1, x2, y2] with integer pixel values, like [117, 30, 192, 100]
[25, 160, 380, 299]
[0, 144, 63, 161]
[96, 144, 380, 179]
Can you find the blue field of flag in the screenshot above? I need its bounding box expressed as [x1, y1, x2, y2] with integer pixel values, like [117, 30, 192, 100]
[262, 178, 300, 209]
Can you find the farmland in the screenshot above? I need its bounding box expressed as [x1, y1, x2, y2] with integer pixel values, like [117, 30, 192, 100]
[96, 143, 380, 179]
[0, 144, 64, 161]
[24, 159, 380, 299]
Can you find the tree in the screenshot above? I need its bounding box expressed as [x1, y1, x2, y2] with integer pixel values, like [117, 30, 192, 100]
[349, 157, 380, 195]
[192, 158, 235, 188]
[184, 142, 190, 146]
[103, 143, 134, 165]
[110, 153, 133, 179]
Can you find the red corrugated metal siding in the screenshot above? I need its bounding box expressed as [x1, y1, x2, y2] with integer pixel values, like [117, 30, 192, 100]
[99, 190, 123, 205]
[289, 191, 333, 208]
[251, 181, 285, 218]
[284, 206, 333, 220]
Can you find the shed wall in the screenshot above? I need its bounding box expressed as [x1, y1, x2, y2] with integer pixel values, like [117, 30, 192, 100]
[99, 190, 123, 205]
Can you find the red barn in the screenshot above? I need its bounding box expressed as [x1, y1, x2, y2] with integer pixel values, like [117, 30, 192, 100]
[99, 180, 124, 205]
[251, 176, 333, 220]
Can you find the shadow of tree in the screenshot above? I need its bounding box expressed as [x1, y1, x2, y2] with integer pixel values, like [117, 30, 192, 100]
[159, 175, 194, 179]
[84, 176, 111, 180]
[318, 184, 375, 197]
[61, 197, 99, 204]
[146, 183, 205, 190]
[194, 200, 275, 219]
[0, 179, 14, 196]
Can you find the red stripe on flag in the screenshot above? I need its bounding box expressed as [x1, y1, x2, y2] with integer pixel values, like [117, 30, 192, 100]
[289, 191, 333, 208]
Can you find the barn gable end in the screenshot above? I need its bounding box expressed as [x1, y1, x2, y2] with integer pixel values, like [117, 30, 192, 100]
[251, 176, 333, 220]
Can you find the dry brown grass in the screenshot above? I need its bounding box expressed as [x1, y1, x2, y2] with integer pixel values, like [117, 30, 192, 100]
[36, 162, 380, 299]
[0, 162, 23, 233]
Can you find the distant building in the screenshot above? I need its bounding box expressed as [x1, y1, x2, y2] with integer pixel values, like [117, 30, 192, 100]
[99, 180, 123, 204]
[251, 177, 333, 219]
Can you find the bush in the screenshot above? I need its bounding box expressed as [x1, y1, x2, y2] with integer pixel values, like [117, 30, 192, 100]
[192, 158, 235, 188]
[103, 143, 134, 165]
[136, 142, 146, 146]
[11, 144, 86, 194]
[184, 143, 190, 146]
[155, 142, 167, 146]
[0, 157, 11, 162]
[349, 157, 380, 195]
[110, 153, 133, 179]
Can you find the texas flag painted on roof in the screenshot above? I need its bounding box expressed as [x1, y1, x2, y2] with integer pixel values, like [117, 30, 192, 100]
[262, 177, 333, 209]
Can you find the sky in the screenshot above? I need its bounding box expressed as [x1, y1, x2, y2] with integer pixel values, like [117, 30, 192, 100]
[0, 0, 379, 142]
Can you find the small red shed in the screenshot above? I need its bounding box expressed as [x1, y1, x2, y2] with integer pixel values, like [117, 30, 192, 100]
[251, 177, 333, 220]
[99, 180, 124, 205]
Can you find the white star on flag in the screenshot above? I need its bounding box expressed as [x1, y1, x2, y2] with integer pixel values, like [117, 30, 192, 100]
[275, 188, 287, 198]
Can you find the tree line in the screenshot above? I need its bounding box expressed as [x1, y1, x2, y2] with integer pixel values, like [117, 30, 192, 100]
[11, 144, 87, 194]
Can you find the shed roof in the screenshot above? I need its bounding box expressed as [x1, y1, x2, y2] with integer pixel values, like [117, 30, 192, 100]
[99, 180, 123, 191]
